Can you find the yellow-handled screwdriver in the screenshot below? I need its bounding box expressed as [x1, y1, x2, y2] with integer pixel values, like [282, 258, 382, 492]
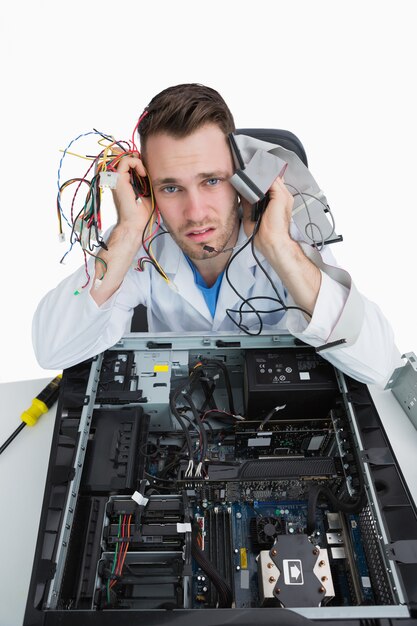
[0, 374, 62, 455]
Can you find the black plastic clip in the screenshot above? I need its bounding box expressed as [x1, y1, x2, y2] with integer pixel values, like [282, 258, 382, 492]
[146, 341, 173, 349]
[316, 338, 347, 353]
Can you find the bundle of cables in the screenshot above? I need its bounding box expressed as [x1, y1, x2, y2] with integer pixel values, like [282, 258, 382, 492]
[106, 513, 133, 604]
[168, 358, 239, 478]
[56, 116, 171, 292]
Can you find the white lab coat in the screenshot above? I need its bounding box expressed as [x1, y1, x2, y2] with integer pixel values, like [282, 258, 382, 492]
[32, 223, 402, 386]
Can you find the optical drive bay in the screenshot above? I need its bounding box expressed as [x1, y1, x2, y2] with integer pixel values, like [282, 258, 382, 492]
[23, 334, 417, 625]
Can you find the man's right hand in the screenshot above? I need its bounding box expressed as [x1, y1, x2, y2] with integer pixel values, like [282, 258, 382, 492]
[92, 154, 154, 306]
[111, 154, 153, 231]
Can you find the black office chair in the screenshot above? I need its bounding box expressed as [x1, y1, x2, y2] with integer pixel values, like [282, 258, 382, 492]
[130, 128, 308, 332]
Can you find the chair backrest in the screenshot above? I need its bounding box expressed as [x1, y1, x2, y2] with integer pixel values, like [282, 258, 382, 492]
[131, 128, 308, 332]
[236, 128, 308, 167]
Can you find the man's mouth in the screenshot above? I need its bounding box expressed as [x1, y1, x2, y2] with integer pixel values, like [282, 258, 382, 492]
[186, 227, 215, 242]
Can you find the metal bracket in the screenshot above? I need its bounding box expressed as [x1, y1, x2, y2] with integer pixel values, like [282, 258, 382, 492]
[385, 352, 417, 430]
[361, 448, 394, 466]
[385, 540, 417, 564]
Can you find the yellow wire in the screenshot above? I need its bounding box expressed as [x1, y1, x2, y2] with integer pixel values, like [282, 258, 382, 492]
[59, 149, 95, 160]
[97, 136, 115, 148]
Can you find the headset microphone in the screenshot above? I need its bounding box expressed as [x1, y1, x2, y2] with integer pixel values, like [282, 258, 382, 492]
[203, 243, 236, 254]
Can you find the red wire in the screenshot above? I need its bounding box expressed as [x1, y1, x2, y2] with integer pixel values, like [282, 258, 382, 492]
[118, 515, 131, 578]
[131, 110, 149, 153]
[70, 154, 102, 224]
[142, 206, 161, 245]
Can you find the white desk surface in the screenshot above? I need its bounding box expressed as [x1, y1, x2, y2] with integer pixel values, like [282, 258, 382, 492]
[0, 378, 57, 626]
[0, 378, 416, 626]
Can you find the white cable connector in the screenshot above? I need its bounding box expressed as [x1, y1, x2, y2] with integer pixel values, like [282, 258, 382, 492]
[131, 491, 149, 507]
[99, 171, 119, 189]
[185, 460, 194, 478]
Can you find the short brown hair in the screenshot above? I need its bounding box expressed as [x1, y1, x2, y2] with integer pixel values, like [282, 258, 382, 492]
[138, 83, 235, 158]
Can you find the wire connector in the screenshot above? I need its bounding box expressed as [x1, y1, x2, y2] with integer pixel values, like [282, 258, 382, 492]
[131, 491, 149, 507]
[99, 171, 119, 189]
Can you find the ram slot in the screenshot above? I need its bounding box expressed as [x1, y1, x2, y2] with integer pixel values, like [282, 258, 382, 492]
[207, 508, 233, 607]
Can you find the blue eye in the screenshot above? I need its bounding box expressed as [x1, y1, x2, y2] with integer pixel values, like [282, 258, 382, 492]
[162, 185, 178, 194]
[207, 178, 220, 186]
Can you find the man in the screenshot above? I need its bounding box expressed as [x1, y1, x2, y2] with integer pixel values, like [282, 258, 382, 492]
[32, 84, 401, 385]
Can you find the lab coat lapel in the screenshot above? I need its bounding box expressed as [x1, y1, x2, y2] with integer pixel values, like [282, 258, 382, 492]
[156, 234, 213, 323]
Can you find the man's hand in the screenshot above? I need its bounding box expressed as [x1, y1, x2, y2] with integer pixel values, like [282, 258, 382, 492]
[111, 154, 153, 231]
[92, 154, 154, 306]
[242, 175, 294, 253]
[242, 175, 321, 317]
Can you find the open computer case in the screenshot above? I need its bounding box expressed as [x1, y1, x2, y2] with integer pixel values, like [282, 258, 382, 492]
[23, 333, 417, 625]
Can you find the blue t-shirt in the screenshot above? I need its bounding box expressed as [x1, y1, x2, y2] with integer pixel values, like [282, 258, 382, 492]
[185, 257, 224, 318]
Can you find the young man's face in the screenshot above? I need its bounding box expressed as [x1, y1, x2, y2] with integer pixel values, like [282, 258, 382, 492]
[144, 124, 239, 261]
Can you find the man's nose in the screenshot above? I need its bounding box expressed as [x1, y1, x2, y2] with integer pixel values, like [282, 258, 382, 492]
[183, 188, 207, 222]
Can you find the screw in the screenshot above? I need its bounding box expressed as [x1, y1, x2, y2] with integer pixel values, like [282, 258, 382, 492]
[271, 549, 277, 556]
[321, 576, 328, 582]
[267, 562, 274, 569]
[313, 548, 319, 556]
[275, 588, 280, 594]
[319, 586, 326, 593]
[269, 576, 276, 583]
[319, 560, 325, 567]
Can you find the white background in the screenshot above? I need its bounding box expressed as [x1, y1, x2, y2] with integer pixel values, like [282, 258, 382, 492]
[0, 0, 415, 383]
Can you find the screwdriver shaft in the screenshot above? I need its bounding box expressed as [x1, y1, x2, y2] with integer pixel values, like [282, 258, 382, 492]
[0, 422, 26, 455]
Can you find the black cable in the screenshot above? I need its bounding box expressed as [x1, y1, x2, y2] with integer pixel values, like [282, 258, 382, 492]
[170, 368, 208, 460]
[250, 217, 312, 319]
[257, 404, 287, 431]
[224, 227, 261, 332]
[169, 394, 194, 459]
[226, 297, 309, 336]
[224, 213, 312, 334]
[191, 524, 233, 608]
[199, 359, 236, 415]
[183, 392, 208, 462]
[137, 224, 169, 278]
[198, 380, 217, 414]
[306, 482, 367, 535]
